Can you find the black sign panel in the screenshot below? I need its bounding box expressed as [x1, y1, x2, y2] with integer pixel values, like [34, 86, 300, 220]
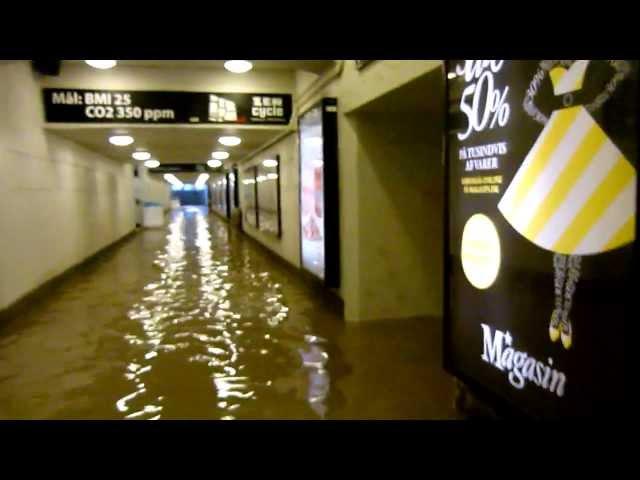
[445, 60, 636, 417]
[42, 89, 293, 125]
[147, 163, 206, 174]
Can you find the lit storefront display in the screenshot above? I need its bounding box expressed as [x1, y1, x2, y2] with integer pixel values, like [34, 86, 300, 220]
[444, 60, 636, 416]
[257, 155, 282, 237]
[298, 98, 340, 287]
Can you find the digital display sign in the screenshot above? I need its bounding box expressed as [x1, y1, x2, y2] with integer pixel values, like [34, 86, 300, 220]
[445, 60, 636, 417]
[42, 89, 293, 125]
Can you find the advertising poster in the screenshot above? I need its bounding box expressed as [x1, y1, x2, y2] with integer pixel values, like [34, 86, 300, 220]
[445, 60, 636, 416]
[299, 105, 326, 279]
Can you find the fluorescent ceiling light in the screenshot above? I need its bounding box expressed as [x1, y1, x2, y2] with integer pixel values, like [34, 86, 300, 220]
[224, 60, 253, 74]
[85, 60, 117, 70]
[211, 151, 230, 160]
[109, 135, 134, 146]
[208, 159, 223, 168]
[163, 174, 183, 187]
[144, 160, 160, 168]
[267, 173, 278, 180]
[256, 175, 266, 183]
[132, 151, 151, 161]
[195, 173, 210, 188]
[218, 136, 242, 147]
[262, 159, 278, 168]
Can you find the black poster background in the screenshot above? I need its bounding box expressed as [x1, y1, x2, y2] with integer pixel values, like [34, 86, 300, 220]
[42, 89, 293, 125]
[445, 60, 635, 417]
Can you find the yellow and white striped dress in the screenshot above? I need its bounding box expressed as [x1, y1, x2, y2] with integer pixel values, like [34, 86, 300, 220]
[498, 105, 636, 255]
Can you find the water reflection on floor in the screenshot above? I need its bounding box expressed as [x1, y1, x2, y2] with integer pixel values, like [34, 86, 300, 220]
[0, 206, 458, 419]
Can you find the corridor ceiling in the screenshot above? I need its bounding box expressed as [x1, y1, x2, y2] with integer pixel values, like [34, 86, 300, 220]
[43, 60, 327, 182]
[65, 60, 335, 75]
[48, 125, 286, 168]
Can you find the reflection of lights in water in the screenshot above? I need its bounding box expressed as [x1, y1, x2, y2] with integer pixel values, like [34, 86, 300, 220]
[298, 342, 330, 418]
[116, 205, 331, 419]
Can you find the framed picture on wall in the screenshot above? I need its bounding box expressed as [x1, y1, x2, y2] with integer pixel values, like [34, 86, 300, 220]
[298, 97, 340, 287]
[257, 154, 282, 237]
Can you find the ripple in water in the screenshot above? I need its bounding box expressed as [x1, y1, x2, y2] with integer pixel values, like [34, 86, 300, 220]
[116, 207, 330, 419]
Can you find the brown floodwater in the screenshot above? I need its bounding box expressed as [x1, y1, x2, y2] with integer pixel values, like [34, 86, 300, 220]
[0, 206, 458, 419]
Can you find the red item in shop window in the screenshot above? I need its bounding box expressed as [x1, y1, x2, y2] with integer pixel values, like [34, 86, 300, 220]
[314, 166, 323, 217]
[304, 215, 322, 241]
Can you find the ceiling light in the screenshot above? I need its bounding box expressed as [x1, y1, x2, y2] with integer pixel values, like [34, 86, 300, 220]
[224, 60, 253, 74]
[85, 60, 117, 70]
[218, 136, 242, 147]
[163, 174, 183, 187]
[267, 173, 278, 180]
[195, 173, 210, 188]
[144, 160, 160, 168]
[211, 151, 230, 160]
[262, 159, 278, 168]
[109, 135, 134, 146]
[132, 151, 151, 161]
[256, 175, 266, 183]
[208, 159, 223, 168]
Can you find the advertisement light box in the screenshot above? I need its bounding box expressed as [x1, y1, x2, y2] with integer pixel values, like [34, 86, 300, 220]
[444, 60, 636, 417]
[298, 98, 340, 287]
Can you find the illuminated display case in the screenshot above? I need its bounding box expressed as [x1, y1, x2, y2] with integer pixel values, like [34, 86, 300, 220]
[242, 166, 259, 229]
[444, 60, 636, 417]
[210, 173, 228, 218]
[256, 154, 282, 237]
[298, 98, 340, 287]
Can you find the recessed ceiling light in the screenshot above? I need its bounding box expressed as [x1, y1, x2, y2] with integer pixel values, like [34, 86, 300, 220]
[85, 60, 117, 70]
[224, 60, 253, 74]
[262, 159, 278, 168]
[109, 135, 134, 146]
[132, 151, 151, 161]
[208, 159, 223, 168]
[267, 173, 279, 180]
[211, 151, 230, 160]
[144, 160, 160, 168]
[218, 136, 242, 146]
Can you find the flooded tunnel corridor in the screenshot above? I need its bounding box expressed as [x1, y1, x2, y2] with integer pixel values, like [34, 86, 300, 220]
[0, 207, 457, 419]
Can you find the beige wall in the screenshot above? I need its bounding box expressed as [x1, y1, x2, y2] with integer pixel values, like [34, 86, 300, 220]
[0, 61, 135, 310]
[348, 112, 444, 321]
[238, 132, 301, 268]
[240, 60, 446, 323]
